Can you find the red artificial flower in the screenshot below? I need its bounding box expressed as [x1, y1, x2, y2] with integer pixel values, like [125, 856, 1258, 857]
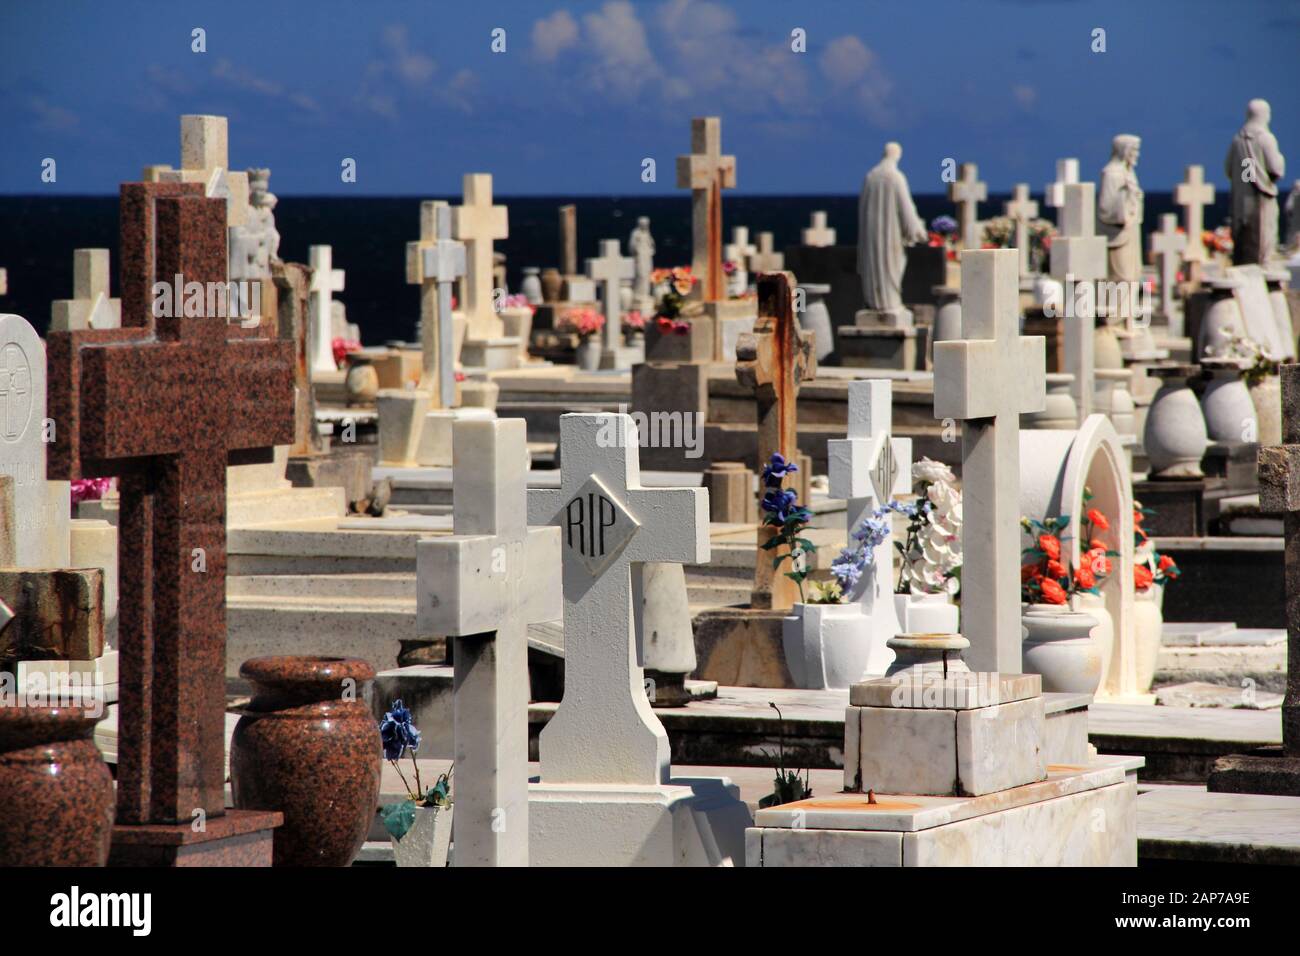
[1134, 565, 1154, 591]
[1157, 554, 1176, 572]
[1086, 548, 1112, 577]
[1021, 563, 1042, 583]
[1074, 565, 1096, 590]
[1090, 538, 1106, 552]
[1040, 579, 1068, 605]
[1133, 509, 1144, 525]
[1038, 534, 1061, 560]
[1087, 508, 1110, 532]
[1046, 559, 1067, 579]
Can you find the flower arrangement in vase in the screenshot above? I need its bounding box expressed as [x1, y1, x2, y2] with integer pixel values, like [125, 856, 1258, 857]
[1019, 495, 1115, 606]
[378, 700, 453, 854]
[71, 476, 113, 505]
[929, 215, 959, 260]
[557, 307, 605, 339]
[651, 267, 697, 334]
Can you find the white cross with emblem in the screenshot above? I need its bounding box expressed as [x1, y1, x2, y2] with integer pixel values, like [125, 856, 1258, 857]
[934, 249, 1046, 674]
[417, 418, 561, 866]
[407, 200, 466, 406]
[0, 342, 31, 441]
[528, 413, 709, 785]
[828, 380, 912, 621]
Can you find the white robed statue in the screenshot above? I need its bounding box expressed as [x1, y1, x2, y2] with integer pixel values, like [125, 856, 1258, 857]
[1226, 98, 1287, 265]
[858, 142, 928, 315]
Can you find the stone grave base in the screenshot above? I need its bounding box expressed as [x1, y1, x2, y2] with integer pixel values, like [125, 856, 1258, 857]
[286, 446, 374, 511]
[853, 306, 913, 329]
[529, 776, 751, 866]
[1208, 747, 1300, 797]
[837, 326, 921, 370]
[704, 298, 758, 362]
[107, 810, 283, 867]
[461, 336, 522, 370]
[416, 406, 496, 466]
[746, 763, 1135, 866]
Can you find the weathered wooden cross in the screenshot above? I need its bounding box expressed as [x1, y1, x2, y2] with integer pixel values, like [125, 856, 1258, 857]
[736, 272, 817, 610]
[417, 418, 560, 866]
[933, 249, 1046, 674]
[47, 182, 294, 852]
[676, 117, 736, 303]
[407, 200, 466, 406]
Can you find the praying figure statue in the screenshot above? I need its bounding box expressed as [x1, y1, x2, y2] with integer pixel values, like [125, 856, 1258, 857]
[1097, 134, 1144, 286]
[858, 142, 928, 314]
[1226, 99, 1287, 264]
[628, 216, 655, 303]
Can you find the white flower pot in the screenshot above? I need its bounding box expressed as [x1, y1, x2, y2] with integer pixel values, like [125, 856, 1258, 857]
[1201, 365, 1256, 443]
[1133, 587, 1163, 694]
[521, 268, 543, 305]
[782, 603, 873, 690]
[576, 337, 601, 371]
[893, 591, 959, 635]
[1021, 603, 1103, 695]
[391, 804, 453, 868]
[1144, 369, 1208, 478]
[1250, 375, 1283, 447]
[1071, 590, 1114, 694]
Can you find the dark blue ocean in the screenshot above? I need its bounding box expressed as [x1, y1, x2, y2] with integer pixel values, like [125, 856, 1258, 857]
[0, 193, 1227, 343]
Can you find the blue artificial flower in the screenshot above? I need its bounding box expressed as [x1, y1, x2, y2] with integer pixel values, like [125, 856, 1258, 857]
[931, 215, 958, 236]
[379, 699, 421, 761]
[831, 548, 865, 590]
[761, 488, 799, 523]
[761, 452, 799, 488]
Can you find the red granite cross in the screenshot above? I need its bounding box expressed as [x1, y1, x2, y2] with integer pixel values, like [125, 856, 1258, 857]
[47, 182, 294, 829]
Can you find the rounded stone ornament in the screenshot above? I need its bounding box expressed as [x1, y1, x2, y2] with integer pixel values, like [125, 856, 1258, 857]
[1143, 365, 1208, 478]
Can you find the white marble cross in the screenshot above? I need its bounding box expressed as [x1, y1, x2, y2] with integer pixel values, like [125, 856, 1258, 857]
[528, 413, 709, 785]
[1175, 165, 1214, 265]
[417, 418, 560, 867]
[453, 173, 509, 340]
[948, 162, 987, 251]
[1004, 184, 1040, 277]
[50, 249, 121, 331]
[1150, 213, 1188, 332]
[1044, 158, 1080, 210]
[747, 232, 784, 274]
[308, 245, 345, 375]
[827, 380, 911, 635]
[407, 200, 466, 406]
[676, 117, 736, 303]
[933, 250, 1046, 674]
[802, 211, 836, 247]
[1048, 182, 1107, 422]
[0, 313, 70, 569]
[586, 239, 635, 368]
[154, 114, 249, 228]
[731, 226, 757, 263]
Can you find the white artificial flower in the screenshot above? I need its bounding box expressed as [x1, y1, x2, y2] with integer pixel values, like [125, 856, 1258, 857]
[913, 457, 955, 486]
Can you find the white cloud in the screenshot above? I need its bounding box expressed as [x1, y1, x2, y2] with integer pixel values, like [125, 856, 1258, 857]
[352, 24, 475, 120]
[820, 35, 871, 87]
[531, 9, 579, 62]
[211, 58, 322, 113]
[582, 1, 661, 97]
[25, 95, 79, 133]
[382, 25, 436, 86]
[819, 34, 892, 124]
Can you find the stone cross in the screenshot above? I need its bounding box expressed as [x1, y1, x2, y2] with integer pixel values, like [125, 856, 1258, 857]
[51, 249, 121, 331]
[736, 273, 817, 610]
[1004, 184, 1040, 277]
[417, 418, 560, 866]
[528, 412, 709, 785]
[948, 162, 987, 251]
[827, 380, 912, 629]
[1259, 364, 1300, 751]
[1150, 213, 1187, 332]
[407, 200, 466, 407]
[1049, 182, 1107, 422]
[0, 314, 70, 569]
[47, 182, 295, 831]
[731, 226, 757, 263]
[586, 239, 635, 368]
[152, 114, 249, 229]
[676, 117, 736, 302]
[933, 249, 1046, 674]
[802, 211, 836, 247]
[308, 245, 345, 376]
[1044, 158, 1080, 210]
[453, 173, 509, 339]
[748, 232, 785, 274]
[1175, 164, 1215, 270]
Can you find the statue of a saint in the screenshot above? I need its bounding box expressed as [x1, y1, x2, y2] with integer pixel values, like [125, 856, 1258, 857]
[1097, 134, 1144, 286]
[628, 216, 655, 303]
[1226, 99, 1287, 264]
[857, 142, 928, 315]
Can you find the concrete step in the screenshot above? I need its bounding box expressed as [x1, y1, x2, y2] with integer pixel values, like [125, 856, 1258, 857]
[228, 572, 416, 600]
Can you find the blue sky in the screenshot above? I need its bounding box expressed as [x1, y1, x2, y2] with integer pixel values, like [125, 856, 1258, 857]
[1, 0, 1296, 195]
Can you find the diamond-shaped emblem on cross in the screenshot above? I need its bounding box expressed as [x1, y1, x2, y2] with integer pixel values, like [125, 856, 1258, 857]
[560, 474, 641, 577]
[872, 438, 898, 504]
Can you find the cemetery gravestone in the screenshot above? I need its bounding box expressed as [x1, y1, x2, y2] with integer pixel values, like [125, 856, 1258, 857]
[308, 245, 345, 376]
[50, 249, 121, 332]
[948, 163, 987, 251]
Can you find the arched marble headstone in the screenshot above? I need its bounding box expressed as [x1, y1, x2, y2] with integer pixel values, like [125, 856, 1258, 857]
[1020, 415, 1149, 703]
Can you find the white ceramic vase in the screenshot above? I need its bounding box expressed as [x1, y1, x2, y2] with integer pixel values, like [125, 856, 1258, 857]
[893, 591, 959, 635]
[1133, 587, 1163, 694]
[1020, 603, 1103, 695]
[521, 267, 543, 305]
[576, 337, 601, 371]
[1024, 373, 1079, 429]
[1144, 369, 1208, 478]
[782, 603, 873, 690]
[391, 804, 454, 867]
[1250, 374, 1282, 447]
[1072, 590, 1114, 694]
[1201, 364, 1257, 443]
